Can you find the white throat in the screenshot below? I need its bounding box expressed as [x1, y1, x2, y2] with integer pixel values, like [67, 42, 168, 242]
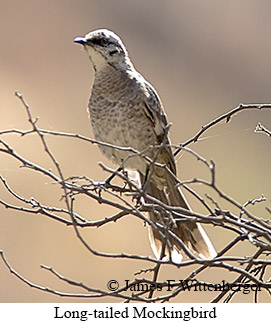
[84, 46, 108, 71]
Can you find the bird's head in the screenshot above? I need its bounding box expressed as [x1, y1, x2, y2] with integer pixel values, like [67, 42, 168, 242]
[74, 29, 132, 71]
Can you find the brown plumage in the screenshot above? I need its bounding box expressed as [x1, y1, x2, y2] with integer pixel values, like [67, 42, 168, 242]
[74, 29, 216, 262]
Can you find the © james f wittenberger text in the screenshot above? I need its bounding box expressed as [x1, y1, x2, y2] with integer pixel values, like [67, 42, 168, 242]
[107, 279, 261, 294]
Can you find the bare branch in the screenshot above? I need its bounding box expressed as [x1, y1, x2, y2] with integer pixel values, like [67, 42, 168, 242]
[174, 103, 271, 156]
[1, 97, 271, 302]
[255, 122, 271, 137]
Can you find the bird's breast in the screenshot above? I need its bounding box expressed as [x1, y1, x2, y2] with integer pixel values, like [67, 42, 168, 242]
[88, 81, 157, 171]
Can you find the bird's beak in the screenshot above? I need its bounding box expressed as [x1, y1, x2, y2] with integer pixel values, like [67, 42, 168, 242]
[74, 36, 87, 45]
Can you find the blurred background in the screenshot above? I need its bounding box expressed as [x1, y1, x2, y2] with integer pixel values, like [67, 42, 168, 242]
[0, 0, 271, 302]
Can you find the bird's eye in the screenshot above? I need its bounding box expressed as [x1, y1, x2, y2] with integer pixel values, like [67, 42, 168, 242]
[90, 37, 108, 46]
[100, 38, 108, 46]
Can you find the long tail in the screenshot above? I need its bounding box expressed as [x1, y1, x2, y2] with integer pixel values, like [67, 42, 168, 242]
[140, 172, 216, 262]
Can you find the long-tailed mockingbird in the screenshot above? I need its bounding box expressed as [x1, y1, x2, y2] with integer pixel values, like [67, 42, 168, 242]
[74, 29, 216, 262]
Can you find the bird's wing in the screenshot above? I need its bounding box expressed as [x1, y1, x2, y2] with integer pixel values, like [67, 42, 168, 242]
[140, 78, 176, 174]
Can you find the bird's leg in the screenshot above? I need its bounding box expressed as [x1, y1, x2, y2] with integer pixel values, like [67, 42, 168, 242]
[91, 166, 123, 188]
[141, 165, 150, 193]
[104, 166, 124, 186]
[134, 166, 150, 206]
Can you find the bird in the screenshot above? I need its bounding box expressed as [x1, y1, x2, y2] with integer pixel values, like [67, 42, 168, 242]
[74, 29, 216, 262]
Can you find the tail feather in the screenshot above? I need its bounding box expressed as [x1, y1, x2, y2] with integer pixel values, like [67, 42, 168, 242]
[140, 171, 216, 262]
